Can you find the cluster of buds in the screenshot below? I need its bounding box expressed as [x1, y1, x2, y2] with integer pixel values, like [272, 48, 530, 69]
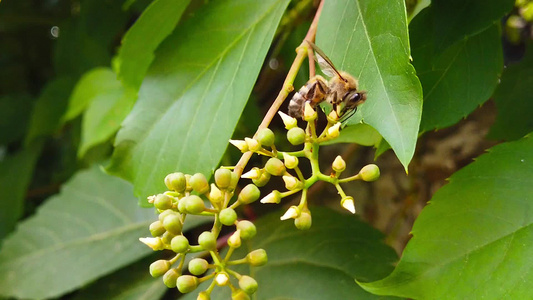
[231, 103, 380, 230]
[139, 170, 268, 299]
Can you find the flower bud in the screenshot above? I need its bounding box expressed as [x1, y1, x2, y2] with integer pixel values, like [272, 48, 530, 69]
[228, 172, 240, 192]
[332, 155, 346, 173]
[198, 231, 217, 250]
[185, 195, 206, 214]
[282, 153, 299, 169]
[341, 196, 356, 214]
[230, 139, 249, 153]
[237, 220, 256, 240]
[162, 213, 182, 235]
[260, 190, 282, 204]
[294, 210, 312, 230]
[327, 122, 341, 138]
[209, 184, 223, 203]
[190, 173, 209, 194]
[252, 171, 271, 187]
[170, 235, 189, 253]
[149, 220, 166, 237]
[287, 127, 306, 145]
[237, 184, 260, 204]
[177, 197, 187, 213]
[219, 208, 238, 226]
[165, 172, 187, 192]
[139, 237, 164, 250]
[245, 137, 261, 152]
[188, 258, 209, 275]
[278, 111, 297, 129]
[282, 175, 303, 191]
[257, 128, 275, 147]
[241, 167, 261, 179]
[185, 174, 193, 192]
[232, 289, 251, 300]
[176, 275, 199, 293]
[154, 194, 173, 210]
[327, 110, 340, 122]
[359, 164, 380, 182]
[215, 168, 232, 189]
[163, 268, 180, 288]
[158, 209, 175, 223]
[215, 272, 230, 286]
[228, 230, 242, 248]
[264, 157, 286, 176]
[246, 249, 268, 266]
[149, 260, 170, 277]
[161, 231, 175, 245]
[239, 275, 258, 295]
[197, 291, 211, 300]
[280, 206, 300, 220]
[147, 195, 156, 204]
[303, 102, 317, 121]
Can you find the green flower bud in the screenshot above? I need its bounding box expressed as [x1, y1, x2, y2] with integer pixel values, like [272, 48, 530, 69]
[237, 184, 260, 204]
[303, 102, 318, 121]
[161, 231, 175, 245]
[294, 211, 312, 230]
[177, 197, 187, 213]
[237, 220, 256, 240]
[230, 139, 249, 153]
[232, 289, 251, 300]
[278, 111, 298, 129]
[139, 237, 164, 250]
[282, 175, 303, 191]
[215, 272, 230, 286]
[219, 208, 238, 226]
[158, 209, 175, 223]
[228, 230, 242, 248]
[197, 291, 211, 300]
[209, 184, 223, 203]
[176, 275, 199, 293]
[149, 260, 170, 278]
[260, 190, 282, 204]
[359, 164, 380, 182]
[332, 155, 346, 173]
[521, 3, 533, 22]
[228, 172, 240, 192]
[163, 268, 180, 288]
[241, 167, 261, 179]
[190, 173, 209, 194]
[282, 153, 299, 169]
[188, 258, 209, 276]
[257, 128, 275, 147]
[239, 275, 258, 295]
[198, 231, 217, 250]
[341, 196, 356, 214]
[149, 220, 166, 237]
[505, 15, 525, 44]
[280, 206, 300, 220]
[154, 194, 173, 210]
[327, 122, 341, 138]
[215, 168, 232, 189]
[252, 171, 271, 187]
[264, 157, 286, 176]
[170, 235, 189, 253]
[184, 195, 206, 214]
[162, 213, 182, 235]
[287, 127, 306, 145]
[246, 249, 268, 266]
[185, 174, 193, 192]
[165, 172, 187, 193]
[245, 137, 261, 152]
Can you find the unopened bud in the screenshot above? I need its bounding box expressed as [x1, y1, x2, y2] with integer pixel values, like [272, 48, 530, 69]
[219, 208, 238, 226]
[257, 128, 275, 147]
[230, 139, 249, 152]
[245, 137, 261, 152]
[150, 260, 171, 277]
[280, 206, 300, 220]
[282, 175, 303, 190]
[176, 275, 198, 293]
[252, 170, 271, 187]
[241, 167, 261, 179]
[185, 174, 192, 192]
[287, 127, 306, 145]
[197, 291, 211, 300]
[154, 194, 173, 210]
[239, 275, 258, 295]
[165, 172, 187, 192]
[283, 153, 299, 169]
[184, 195, 206, 214]
[237, 220, 257, 240]
[237, 184, 260, 204]
[359, 164, 380, 182]
[341, 196, 356, 214]
[214, 168, 232, 189]
[215, 272, 230, 286]
[190, 173, 209, 194]
[170, 235, 189, 253]
[149, 220, 166, 237]
[228, 172, 239, 192]
[209, 184, 223, 203]
[139, 237, 164, 250]
[328, 110, 340, 122]
[232, 289, 251, 300]
[163, 268, 180, 288]
[246, 249, 268, 266]
[198, 231, 217, 250]
[303, 102, 318, 121]
[327, 122, 341, 138]
[260, 190, 282, 204]
[278, 111, 297, 129]
[162, 213, 182, 235]
[332, 156, 346, 173]
[264, 157, 286, 176]
[188, 258, 209, 276]
[294, 210, 312, 230]
[228, 230, 242, 248]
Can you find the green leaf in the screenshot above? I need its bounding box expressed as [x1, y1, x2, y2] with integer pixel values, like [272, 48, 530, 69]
[432, 0, 514, 50]
[411, 9, 503, 131]
[0, 144, 42, 240]
[316, 0, 423, 171]
[0, 94, 33, 145]
[117, 0, 191, 90]
[358, 135, 533, 299]
[108, 0, 290, 203]
[65, 68, 137, 157]
[488, 46, 533, 141]
[25, 77, 76, 145]
[183, 208, 399, 300]
[0, 166, 206, 299]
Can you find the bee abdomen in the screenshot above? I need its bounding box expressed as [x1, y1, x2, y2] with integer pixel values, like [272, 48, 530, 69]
[288, 91, 306, 118]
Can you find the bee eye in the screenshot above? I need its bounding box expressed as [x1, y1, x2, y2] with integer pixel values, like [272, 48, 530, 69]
[349, 93, 361, 102]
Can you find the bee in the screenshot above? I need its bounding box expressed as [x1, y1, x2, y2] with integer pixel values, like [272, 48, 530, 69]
[288, 41, 367, 120]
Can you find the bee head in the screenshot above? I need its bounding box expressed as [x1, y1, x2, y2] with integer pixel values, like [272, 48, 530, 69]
[336, 90, 367, 117]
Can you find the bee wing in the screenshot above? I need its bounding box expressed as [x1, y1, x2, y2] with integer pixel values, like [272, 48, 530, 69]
[307, 41, 343, 79]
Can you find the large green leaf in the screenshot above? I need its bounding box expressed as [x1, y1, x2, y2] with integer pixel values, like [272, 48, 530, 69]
[432, 0, 514, 50]
[108, 0, 290, 203]
[183, 208, 399, 299]
[0, 144, 42, 240]
[0, 166, 205, 299]
[411, 9, 503, 131]
[316, 0, 423, 171]
[488, 46, 533, 141]
[359, 135, 533, 299]
[117, 0, 191, 90]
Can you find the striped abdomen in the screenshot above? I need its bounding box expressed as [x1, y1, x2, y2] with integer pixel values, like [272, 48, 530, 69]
[288, 76, 328, 118]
